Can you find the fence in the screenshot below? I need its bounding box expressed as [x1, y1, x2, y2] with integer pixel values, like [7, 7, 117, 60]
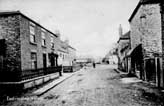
[63, 66, 73, 72]
[0, 66, 62, 82]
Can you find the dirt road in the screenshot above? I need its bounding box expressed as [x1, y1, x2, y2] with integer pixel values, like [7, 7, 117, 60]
[5, 64, 164, 106]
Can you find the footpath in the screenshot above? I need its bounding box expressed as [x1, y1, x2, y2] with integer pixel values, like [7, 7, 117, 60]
[32, 68, 83, 96]
[114, 68, 164, 105]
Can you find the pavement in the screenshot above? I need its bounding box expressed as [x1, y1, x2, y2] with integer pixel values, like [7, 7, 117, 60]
[32, 68, 83, 96]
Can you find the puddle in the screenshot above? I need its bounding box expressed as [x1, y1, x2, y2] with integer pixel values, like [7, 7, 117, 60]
[120, 77, 142, 84]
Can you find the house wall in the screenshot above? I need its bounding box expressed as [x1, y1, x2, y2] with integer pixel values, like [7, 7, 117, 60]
[161, 2, 164, 87]
[0, 15, 21, 71]
[117, 39, 130, 71]
[130, 3, 163, 86]
[0, 13, 76, 72]
[67, 47, 76, 66]
[130, 4, 162, 58]
[20, 15, 59, 70]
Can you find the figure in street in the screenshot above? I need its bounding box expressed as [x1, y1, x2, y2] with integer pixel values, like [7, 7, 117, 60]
[93, 62, 96, 68]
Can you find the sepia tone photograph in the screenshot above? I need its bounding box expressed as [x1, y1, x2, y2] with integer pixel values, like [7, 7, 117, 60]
[0, 0, 164, 106]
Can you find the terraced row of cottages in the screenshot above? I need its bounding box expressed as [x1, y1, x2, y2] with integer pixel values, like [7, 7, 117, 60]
[0, 11, 77, 92]
[117, 0, 164, 88]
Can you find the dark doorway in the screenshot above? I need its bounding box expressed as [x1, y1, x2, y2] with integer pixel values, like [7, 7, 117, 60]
[157, 58, 161, 87]
[0, 39, 6, 71]
[145, 59, 156, 83]
[49, 53, 58, 67]
[131, 44, 143, 79]
[43, 54, 47, 69]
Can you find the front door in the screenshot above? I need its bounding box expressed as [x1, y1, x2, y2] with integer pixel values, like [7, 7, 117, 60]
[43, 54, 47, 69]
[0, 39, 6, 71]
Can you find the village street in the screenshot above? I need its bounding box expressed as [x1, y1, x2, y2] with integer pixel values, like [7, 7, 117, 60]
[4, 64, 164, 106]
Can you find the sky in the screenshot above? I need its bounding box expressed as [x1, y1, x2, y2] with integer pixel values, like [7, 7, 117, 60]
[0, 0, 139, 58]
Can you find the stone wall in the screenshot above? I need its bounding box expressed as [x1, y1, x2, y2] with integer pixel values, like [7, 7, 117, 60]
[0, 15, 21, 72]
[118, 40, 129, 62]
[117, 39, 130, 71]
[161, 2, 164, 87]
[130, 4, 162, 58]
[130, 3, 163, 87]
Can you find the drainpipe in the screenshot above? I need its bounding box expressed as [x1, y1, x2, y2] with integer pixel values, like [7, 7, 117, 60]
[160, 1, 164, 88]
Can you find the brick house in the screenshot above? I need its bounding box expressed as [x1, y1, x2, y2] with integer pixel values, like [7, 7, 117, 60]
[128, 0, 164, 87]
[117, 25, 131, 72]
[66, 43, 76, 66]
[0, 11, 76, 91]
[58, 40, 76, 72]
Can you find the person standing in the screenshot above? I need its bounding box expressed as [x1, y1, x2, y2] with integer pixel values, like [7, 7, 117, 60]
[93, 62, 96, 68]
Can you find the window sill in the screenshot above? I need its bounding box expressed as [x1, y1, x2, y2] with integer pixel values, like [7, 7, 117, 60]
[51, 48, 55, 50]
[42, 45, 47, 48]
[30, 41, 37, 46]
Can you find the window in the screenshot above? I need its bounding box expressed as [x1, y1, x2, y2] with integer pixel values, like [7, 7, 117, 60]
[50, 36, 54, 49]
[41, 31, 46, 46]
[63, 54, 64, 60]
[31, 52, 37, 69]
[29, 22, 36, 43]
[60, 53, 62, 57]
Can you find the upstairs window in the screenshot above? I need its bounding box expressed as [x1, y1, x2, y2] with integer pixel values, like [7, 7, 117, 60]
[41, 31, 46, 46]
[50, 36, 54, 49]
[29, 22, 36, 43]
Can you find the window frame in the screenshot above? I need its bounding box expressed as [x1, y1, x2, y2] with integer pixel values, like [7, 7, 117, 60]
[50, 35, 54, 49]
[31, 52, 37, 70]
[41, 31, 46, 47]
[29, 22, 36, 44]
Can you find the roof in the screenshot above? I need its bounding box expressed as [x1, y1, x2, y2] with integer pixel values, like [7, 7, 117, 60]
[0, 11, 58, 37]
[128, 0, 161, 22]
[68, 45, 76, 51]
[118, 31, 130, 43]
[127, 44, 141, 56]
[120, 31, 130, 39]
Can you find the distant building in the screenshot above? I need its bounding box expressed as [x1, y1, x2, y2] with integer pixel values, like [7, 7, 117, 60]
[103, 50, 118, 64]
[117, 25, 130, 72]
[67, 45, 76, 66]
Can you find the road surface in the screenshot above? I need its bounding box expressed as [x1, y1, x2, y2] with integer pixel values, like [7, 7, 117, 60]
[4, 64, 163, 106]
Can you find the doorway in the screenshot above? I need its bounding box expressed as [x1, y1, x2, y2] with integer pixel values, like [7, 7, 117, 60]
[43, 53, 47, 69]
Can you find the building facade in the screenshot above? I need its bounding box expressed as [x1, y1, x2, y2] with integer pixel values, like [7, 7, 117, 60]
[0, 11, 60, 73]
[57, 40, 76, 67]
[117, 25, 131, 72]
[128, 0, 164, 87]
[0, 11, 76, 86]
